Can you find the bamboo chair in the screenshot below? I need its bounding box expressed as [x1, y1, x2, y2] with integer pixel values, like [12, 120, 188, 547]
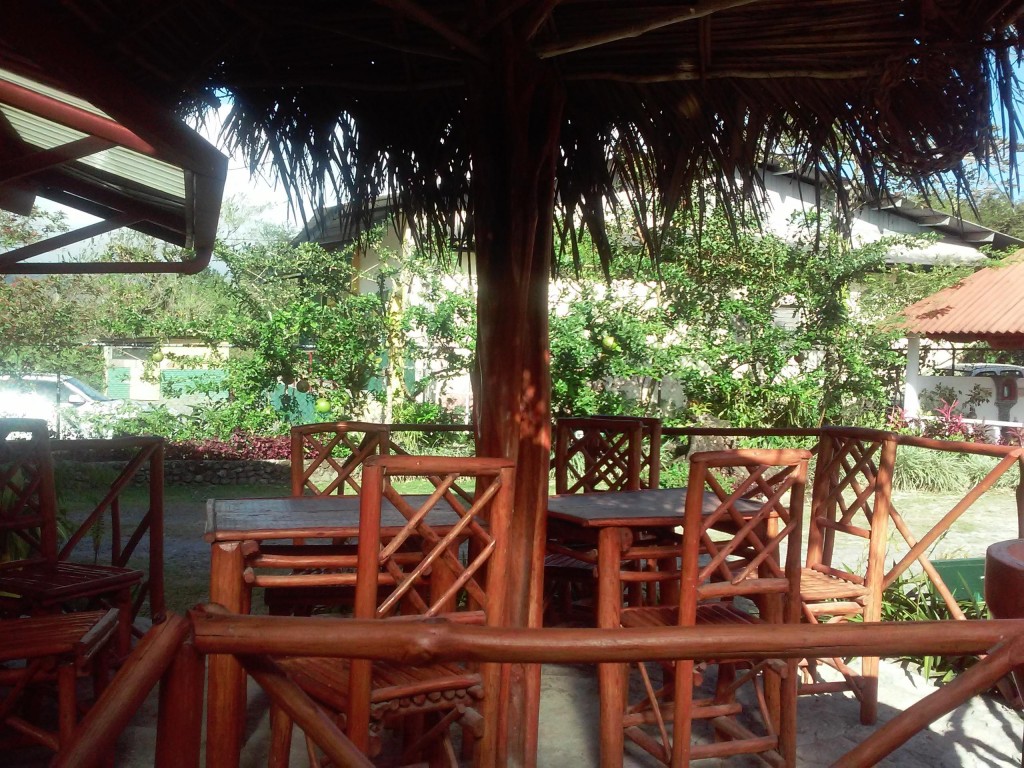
[290, 421, 401, 497]
[269, 454, 515, 766]
[0, 609, 118, 755]
[619, 448, 809, 767]
[0, 419, 142, 656]
[264, 421, 400, 615]
[546, 417, 665, 622]
[798, 434, 896, 725]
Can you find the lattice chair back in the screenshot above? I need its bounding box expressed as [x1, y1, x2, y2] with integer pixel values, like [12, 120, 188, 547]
[683, 449, 809, 618]
[805, 430, 895, 593]
[576, 414, 662, 488]
[336, 454, 515, 756]
[290, 421, 397, 496]
[0, 418, 59, 570]
[799, 429, 897, 725]
[553, 417, 649, 494]
[670, 448, 808, 766]
[355, 455, 514, 621]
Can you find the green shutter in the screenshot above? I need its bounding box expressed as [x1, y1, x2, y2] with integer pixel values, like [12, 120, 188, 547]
[159, 369, 227, 398]
[107, 367, 131, 398]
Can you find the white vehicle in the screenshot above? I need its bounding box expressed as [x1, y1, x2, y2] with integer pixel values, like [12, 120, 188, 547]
[0, 374, 123, 437]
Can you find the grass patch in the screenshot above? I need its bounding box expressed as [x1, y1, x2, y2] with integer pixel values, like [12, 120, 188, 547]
[893, 446, 1020, 493]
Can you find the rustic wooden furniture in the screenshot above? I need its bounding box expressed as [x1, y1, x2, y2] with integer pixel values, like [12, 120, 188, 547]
[619, 448, 809, 767]
[799, 430, 896, 726]
[546, 486, 762, 764]
[547, 417, 665, 620]
[264, 421, 400, 616]
[0, 608, 118, 754]
[264, 455, 515, 765]
[553, 417, 650, 494]
[204, 491, 468, 767]
[290, 421, 399, 496]
[0, 419, 142, 656]
[50, 435, 166, 633]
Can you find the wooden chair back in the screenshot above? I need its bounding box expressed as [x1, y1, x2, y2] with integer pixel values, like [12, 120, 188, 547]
[682, 448, 810, 624]
[290, 421, 396, 496]
[0, 418, 59, 570]
[355, 454, 514, 620]
[553, 417, 657, 494]
[344, 454, 515, 754]
[805, 431, 895, 592]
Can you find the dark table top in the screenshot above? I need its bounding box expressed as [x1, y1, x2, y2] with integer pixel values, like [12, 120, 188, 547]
[204, 494, 462, 542]
[546, 487, 760, 528]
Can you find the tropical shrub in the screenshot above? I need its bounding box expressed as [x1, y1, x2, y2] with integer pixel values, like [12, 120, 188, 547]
[878, 570, 987, 683]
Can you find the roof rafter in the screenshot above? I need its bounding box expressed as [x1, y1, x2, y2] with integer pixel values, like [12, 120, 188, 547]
[538, 0, 764, 59]
[374, 0, 486, 60]
[566, 66, 872, 83]
[0, 136, 114, 183]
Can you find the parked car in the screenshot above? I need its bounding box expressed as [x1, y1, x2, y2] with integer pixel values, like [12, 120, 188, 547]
[939, 363, 1024, 379]
[0, 374, 123, 437]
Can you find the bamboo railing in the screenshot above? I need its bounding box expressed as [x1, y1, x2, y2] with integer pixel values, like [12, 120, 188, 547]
[51, 609, 1024, 768]
[51, 436, 166, 627]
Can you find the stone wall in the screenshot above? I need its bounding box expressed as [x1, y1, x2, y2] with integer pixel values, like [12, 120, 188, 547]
[57, 459, 291, 487]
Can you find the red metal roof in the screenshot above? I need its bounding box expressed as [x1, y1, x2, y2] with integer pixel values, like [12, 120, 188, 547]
[898, 251, 1024, 347]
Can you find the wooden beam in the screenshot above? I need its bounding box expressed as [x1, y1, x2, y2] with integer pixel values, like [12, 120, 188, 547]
[565, 67, 871, 83]
[0, 214, 139, 268]
[538, 0, 765, 59]
[373, 0, 486, 60]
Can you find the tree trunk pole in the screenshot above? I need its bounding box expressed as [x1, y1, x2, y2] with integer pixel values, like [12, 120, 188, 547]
[468, 30, 564, 768]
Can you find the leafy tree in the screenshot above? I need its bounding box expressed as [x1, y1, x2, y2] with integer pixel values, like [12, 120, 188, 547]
[0, 208, 104, 381]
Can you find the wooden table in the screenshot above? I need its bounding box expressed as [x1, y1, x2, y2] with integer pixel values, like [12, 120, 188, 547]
[203, 494, 460, 768]
[547, 488, 760, 768]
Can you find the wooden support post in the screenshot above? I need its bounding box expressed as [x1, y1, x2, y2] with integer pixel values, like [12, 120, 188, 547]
[206, 542, 250, 768]
[1017, 455, 1024, 538]
[596, 527, 628, 768]
[156, 639, 204, 768]
[468, 32, 564, 768]
[150, 440, 166, 622]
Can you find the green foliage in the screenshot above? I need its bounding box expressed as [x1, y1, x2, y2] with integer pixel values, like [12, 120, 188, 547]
[0, 208, 66, 248]
[878, 570, 988, 683]
[550, 206, 915, 428]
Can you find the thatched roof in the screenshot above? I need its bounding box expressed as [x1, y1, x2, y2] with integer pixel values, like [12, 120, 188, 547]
[2, 2, 1021, 262]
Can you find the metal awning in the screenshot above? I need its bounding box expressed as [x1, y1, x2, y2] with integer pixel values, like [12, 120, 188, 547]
[0, 66, 226, 274]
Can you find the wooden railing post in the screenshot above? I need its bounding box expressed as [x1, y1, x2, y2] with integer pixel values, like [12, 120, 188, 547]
[1017, 455, 1024, 538]
[150, 439, 166, 622]
[155, 638, 204, 768]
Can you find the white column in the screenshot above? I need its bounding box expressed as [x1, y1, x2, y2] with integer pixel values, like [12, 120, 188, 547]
[903, 335, 922, 419]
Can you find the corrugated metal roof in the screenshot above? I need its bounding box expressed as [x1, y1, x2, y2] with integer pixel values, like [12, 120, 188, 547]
[0, 64, 226, 274]
[899, 251, 1024, 344]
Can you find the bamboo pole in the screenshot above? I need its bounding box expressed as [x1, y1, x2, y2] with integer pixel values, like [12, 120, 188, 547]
[190, 608, 1024, 665]
[832, 637, 1024, 767]
[52, 614, 190, 768]
[239, 654, 375, 768]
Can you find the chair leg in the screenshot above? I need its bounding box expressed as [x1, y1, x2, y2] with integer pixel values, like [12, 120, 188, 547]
[670, 658, 696, 767]
[268, 704, 294, 768]
[115, 588, 134, 658]
[860, 655, 879, 725]
[57, 662, 77, 748]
